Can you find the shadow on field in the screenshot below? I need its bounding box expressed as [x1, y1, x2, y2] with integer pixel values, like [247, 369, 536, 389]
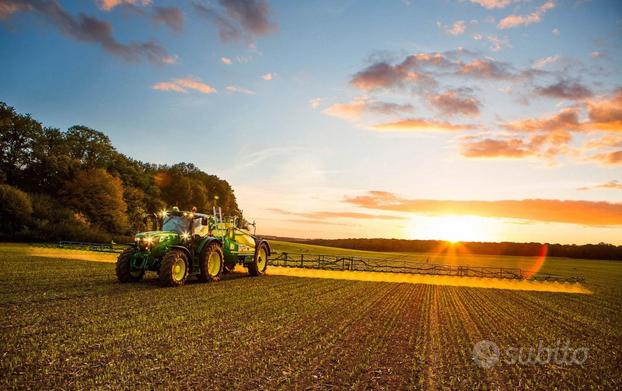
[124, 270, 253, 288]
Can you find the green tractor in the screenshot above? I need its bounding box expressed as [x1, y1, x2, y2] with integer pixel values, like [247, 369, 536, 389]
[116, 207, 270, 287]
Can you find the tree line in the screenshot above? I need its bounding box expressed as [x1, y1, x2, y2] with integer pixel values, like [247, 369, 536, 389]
[0, 102, 241, 243]
[290, 238, 622, 261]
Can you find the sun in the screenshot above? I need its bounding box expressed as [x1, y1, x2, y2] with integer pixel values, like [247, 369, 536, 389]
[406, 215, 495, 242]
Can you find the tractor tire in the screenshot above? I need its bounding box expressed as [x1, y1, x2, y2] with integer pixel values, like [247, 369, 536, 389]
[199, 242, 224, 282]
[248, 242, 269, 276]
[159, 249, 189, 287]
[116, 248, 143, 283]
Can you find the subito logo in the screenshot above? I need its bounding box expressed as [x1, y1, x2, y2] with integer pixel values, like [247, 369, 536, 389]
[473, 340, 500, 369]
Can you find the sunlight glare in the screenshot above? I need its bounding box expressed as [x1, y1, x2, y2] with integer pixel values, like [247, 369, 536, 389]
[406, 215, 497, 242]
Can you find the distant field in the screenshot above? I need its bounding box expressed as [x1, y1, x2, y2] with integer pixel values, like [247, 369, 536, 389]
[1, 242, 621, 389]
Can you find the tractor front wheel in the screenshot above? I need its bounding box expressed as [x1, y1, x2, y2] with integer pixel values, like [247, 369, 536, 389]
[116, 248, 144, 283]
[199, 243, 224, 282]
[159, 249, 189, 287]
[248, 242, 269, 276]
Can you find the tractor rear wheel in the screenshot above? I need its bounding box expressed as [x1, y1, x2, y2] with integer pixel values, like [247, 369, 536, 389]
[199, 242, 224, 282]
[159, 249, 189, 287]
[116, 248, 143, 283]
[248, 242, 269, 276]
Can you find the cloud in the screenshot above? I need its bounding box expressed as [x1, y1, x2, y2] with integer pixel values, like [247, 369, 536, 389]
[153, 77, 217, 94]
[578, 180, 622, 191]
[350, 51, 534, 92]
[439, 20, 466, 36]
[268, 208, 406, 221]
[591, 51, 604, 59]
[503, 108, 582, 132]
[323, 97, 413, 121]
[345, 191, 622, 226]
[371, 118, 476, 132]
[497, 0, 555, 29]
[469, 0, 513, 9]
[586, 89, 622, 130]
[458, 59, 517, 79]
[221, 0, 274, 36]
[350, 52, 451, 90]
[532, 55, 559, 69]
[97, 0, 150, 11]
[309, 98, 322, 109]
[2, 0, 171, 64]
[0, 0, 30, 19]
[225, 85, 256, 95]
[429, 89, 481, 116]
[193, 0, 276, 43]
[152, 6, 183, 33]
[591, 150, 622, 166]
[484, 35, 511, 51]
[584, 134, 622, 149]
[221, 56, 232, 64]
[261, 73, 273, 80]
[552, 28, 560, 36]
[534, 79, 593, 100]
[460, 137, 534, 158]
[152, 81, 186, 93]
[503, 90, 621, 132]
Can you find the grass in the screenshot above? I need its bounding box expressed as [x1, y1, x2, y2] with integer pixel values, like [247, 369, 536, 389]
[1, 242, 621, 389]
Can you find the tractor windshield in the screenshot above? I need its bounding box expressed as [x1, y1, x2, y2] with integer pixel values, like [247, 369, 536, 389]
[162, 215, 190, 234]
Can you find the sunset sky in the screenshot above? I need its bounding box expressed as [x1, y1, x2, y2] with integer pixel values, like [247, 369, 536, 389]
[1, 0, 621, 244]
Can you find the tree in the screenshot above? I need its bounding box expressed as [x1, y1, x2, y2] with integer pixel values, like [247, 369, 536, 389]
[0, 184, 33, 234]
[61, 169, 128, 234]
[0, 102, 45, 185]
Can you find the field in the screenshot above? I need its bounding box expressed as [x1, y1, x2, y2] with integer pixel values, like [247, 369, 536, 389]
[1, 242, 621, 389]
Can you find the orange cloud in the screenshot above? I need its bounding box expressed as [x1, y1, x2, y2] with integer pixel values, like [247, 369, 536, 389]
[323, 98, 413, 121]
[371, 118, 476, 132]
[345, 191, 622, 226]
[439, 20, 466, 36]
[429, 89, 481, 117]
[502, 108, 582, 132]
[268, 208, 406, 220]
[98, 0, 151, 11]
[469, 0, 513, 9]
[497, 0, 555, 29]
[591, 150, 622, 166]
[578, 180, 622, 191]
[586, 89, 622, 131]
[460, 138, 533, 158]
[458, 59, 517, 80]
[153, 77, 217, 94]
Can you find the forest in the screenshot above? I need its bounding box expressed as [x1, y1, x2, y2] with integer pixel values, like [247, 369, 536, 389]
[0, 102, 241, 243]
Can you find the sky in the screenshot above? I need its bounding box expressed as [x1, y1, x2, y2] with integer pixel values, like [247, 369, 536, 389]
[1, 0, 621, 244]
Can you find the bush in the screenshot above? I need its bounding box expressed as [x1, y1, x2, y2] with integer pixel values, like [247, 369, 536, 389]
[0, 184, 32, 235]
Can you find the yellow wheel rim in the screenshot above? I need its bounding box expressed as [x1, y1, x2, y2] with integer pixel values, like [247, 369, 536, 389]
[257, 247, 268, 271]
[207, 251, 221, 277]
[172, 258, 186, 282]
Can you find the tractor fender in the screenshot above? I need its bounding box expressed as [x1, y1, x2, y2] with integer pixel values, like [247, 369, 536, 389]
[169, 245, 192, 264]
[196, 237, 223, 255]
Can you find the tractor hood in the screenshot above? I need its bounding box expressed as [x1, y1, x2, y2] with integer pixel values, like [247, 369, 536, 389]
[135, 231, 178, 241]
[134, 231, 179, 251]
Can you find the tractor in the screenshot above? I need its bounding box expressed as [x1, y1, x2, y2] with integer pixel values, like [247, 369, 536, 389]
[115, 207, 270, 287]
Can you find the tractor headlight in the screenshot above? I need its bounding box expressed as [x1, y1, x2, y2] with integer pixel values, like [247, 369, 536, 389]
[181, 232, 190, 241]
[137, 236, 159, 251]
